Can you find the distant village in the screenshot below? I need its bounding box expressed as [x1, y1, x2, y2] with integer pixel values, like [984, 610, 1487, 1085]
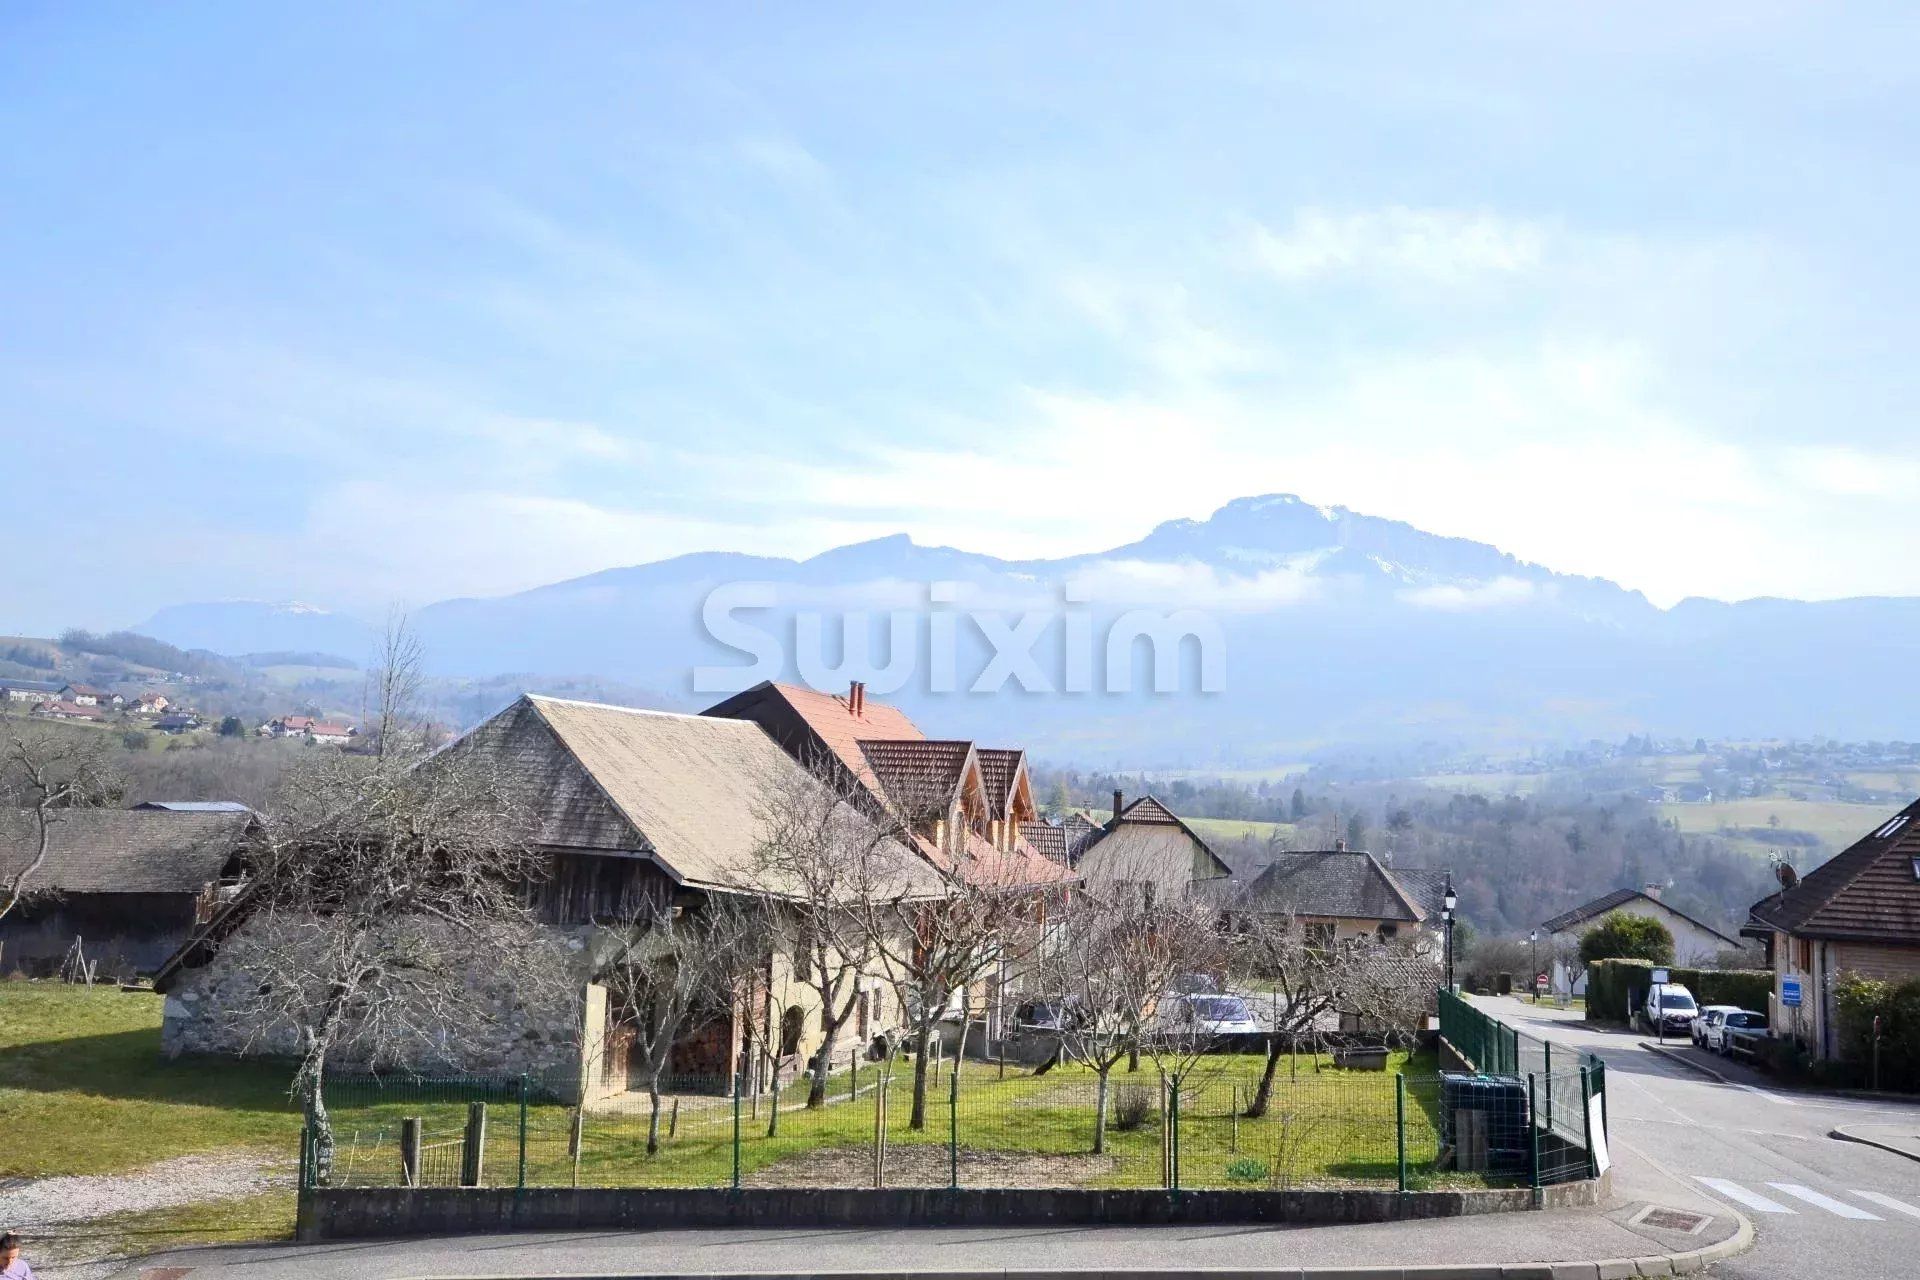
[0, 677, 358, 746]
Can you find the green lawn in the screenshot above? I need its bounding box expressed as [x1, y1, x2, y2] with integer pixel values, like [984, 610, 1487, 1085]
[0, 982, 301, 1177]
[1186, 817, 1300, 843]
[1661, 797, 1897, 852]
[321, 1048, 1480, 1193]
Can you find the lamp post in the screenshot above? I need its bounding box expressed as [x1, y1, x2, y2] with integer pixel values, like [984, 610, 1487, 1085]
[1529, 929, 1539, 1003]
[1442, 877, 1458, 991]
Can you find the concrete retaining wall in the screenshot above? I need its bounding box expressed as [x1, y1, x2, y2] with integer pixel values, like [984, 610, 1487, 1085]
[297, 1176, 1607, 1241]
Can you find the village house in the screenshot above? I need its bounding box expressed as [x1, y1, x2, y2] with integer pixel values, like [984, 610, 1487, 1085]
[259, 714, 316, 738]
[1069, 791, 1233, 900]
[1539, 885, 1744, 981]
[128, 692, 170, 716]
[1744, 797, 1920, 1062]
[58, 683, 117, 707]
[0, 806, 253, 977]
[155, 694, 935, 1102]
[305, 721, 354, 746]
[1, 678, 65, 703]
[1218, 842, 1447, 955]
[700, 681, 1072, 1045]
[31, 698, 105, 722]
[153, 712, 201, 734]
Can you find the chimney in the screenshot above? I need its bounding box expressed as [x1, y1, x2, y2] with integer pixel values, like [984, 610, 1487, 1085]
[1112, 789, 1124, 822]
[1643, 882, 1663, 901]
[848, 681, 865, 717]
[1334, 839, 1347, 852]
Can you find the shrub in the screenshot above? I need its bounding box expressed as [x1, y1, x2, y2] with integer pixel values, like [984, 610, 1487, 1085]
[1111, 1085, 1155, 1131]
[1835, 973, 1920, 1092]
[120, 730, 151, 751]
[1225, 1157, 1269, 1184]
[1583, 959, 1771, 1024]
[1579, 913, 1674, 965]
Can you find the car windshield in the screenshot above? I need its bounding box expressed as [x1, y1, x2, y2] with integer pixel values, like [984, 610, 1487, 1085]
[1728, 1013, 1766, 1028]
[1189, 996, 1252, 1021]
[1660, 993, 1696, 1010]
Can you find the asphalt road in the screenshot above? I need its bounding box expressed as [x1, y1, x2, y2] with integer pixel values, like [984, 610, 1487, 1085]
[1476, 996, 1920, 1280]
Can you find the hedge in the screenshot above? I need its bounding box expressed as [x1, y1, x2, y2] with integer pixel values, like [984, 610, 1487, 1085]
[1584, 959, 1772, 1024]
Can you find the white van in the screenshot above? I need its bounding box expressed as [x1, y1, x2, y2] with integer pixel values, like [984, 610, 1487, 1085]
[1639, 984, 1698, 1036]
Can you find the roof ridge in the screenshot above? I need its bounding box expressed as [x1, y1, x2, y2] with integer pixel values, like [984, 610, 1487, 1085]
[527, 693, 738, 725]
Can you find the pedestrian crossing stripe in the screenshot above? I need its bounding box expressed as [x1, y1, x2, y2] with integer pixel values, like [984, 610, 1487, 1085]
[1693, 1177, 1795, 1213]
[1768, 1183, 1882, 1220]
[1852, 1191, 1920, 1221]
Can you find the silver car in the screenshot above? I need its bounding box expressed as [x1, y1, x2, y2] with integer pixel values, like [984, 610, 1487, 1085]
[1692, 1004, 1741, 1047]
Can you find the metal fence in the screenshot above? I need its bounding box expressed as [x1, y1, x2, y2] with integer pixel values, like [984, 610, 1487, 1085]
[1436, 988, 1608, 1184]
[301, 1045, 1600, 1196]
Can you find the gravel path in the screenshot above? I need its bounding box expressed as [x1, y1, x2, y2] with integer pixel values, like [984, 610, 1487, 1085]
[0, 1152, 290, 1227]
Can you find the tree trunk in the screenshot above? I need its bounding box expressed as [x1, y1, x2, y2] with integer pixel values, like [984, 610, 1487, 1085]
[646, 1081, 664, 1155]
[908, 1018, 934, 1130]
[1092, 1067, 1111, 1154]
[807, 1017, 842, 1108]
[1245, 1036, 1284, 1119]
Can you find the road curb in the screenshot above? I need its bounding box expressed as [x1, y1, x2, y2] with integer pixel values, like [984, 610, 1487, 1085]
[1830, 1125, 1920, 1164]
[390, 1214, 1759, 1280]
[1638, 1042, 1734, 1086]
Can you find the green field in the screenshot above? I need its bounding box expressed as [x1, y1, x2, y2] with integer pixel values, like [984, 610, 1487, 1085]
[1662, 797, 1898, 852]
[1186, 817, 1301, 843]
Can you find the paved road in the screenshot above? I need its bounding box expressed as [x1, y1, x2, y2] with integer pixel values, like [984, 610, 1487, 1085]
[1477, 996, 1920, 1280]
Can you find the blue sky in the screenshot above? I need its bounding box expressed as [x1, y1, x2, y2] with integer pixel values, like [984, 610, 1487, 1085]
[5, 3, 1920, 633]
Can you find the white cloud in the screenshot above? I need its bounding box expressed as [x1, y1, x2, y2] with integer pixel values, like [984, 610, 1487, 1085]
[1249, 207, 1548, 284]
[1066, 559, 1322, 611]
[1400, 577, 1542, 611]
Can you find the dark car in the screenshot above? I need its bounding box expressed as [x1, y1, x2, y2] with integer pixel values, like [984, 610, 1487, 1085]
[1719, 1011, 1770, 1059]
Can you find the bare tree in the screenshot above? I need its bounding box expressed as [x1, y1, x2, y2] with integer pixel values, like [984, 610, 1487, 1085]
[0, 716, 122, 923]
[747, 761, 926, 1109]
[362, 607, 426, 759]
[204, 739, 570, 1181]
[1036, 881, 1216, 1153]
[1229, 912, 1343, 1118]
[862, 848, 1046, 1129]
[596, 894, 764, 1153]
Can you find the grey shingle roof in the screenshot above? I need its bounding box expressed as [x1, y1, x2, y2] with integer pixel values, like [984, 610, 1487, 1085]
[975, 748, 1023, 819]
[0, 809, 250, 894]
[1387, 866, 1451, 919]
[1019, 821, 1069, 865]
[1235, 851, 1425, 923]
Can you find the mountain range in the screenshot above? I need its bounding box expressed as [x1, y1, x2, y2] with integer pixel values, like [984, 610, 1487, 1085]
[135, 494, 1920, 764]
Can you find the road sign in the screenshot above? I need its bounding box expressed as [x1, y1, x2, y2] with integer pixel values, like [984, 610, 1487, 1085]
[1781, 977, 1803, 1007]
[1651, 968, 1670, 985]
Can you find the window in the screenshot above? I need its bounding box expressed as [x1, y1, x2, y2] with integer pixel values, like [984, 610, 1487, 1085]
[1793, 937, 1812, 972]
[1377, 923, 1399, 941]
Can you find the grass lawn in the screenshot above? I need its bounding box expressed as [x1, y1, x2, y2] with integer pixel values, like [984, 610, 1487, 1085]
[321, 1048, 1486, 1193]
[0, 982, 301, 1177]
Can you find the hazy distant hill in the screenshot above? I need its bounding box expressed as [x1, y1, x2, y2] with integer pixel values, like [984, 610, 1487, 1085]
[134, 494, 1920, 764]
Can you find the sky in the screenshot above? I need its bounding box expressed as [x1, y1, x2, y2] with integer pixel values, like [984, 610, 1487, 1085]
[5, 3, 1920, 634]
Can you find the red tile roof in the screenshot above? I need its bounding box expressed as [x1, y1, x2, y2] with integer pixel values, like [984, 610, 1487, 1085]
[975, 748, 1024, 819]
[1749, 798, 1920, 944]
[857, 739, 976, 816]
[767, 681, 925, 791]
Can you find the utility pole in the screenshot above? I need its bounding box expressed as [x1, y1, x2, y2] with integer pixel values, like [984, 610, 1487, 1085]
[1441, 876, 1458, 991]
[1529, 930, 1539, 1003]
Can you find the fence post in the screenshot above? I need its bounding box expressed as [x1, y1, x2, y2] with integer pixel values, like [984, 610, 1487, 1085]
[1526, 1073, 1541, 1208]
[462, 1101, 488, 1187]
[948, 1064, 959, 1190]
[569, 1107, 584, 1188]
[1578, 1065, 1597, 1180]
[1231, 1083, 1239, 1154]
[400, 1116, 422, 1188]
[1543, 1042, 1553, 1134]
[1159, 1074, 1175, 1197]
[731, 1071, 743, 1191]
[1395, 1074, 1408, 1194]
[873, 1071, 889, 1189]
[1159, 1070, 1171, 1189]
[516, 1074, 529, 1192]
[1595, 1060, 1608, 1148]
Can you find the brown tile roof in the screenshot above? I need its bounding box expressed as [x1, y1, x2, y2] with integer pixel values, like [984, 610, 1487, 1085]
[1020, 821, 1069, 865]
[857, 739, 975, 815]
[1748, 798, 1920, 944]
[769, 682, 926, 792]
[976, 748, 1024, 819]
[1115, 795, 1181, 825]
[0, 809, 250, 894]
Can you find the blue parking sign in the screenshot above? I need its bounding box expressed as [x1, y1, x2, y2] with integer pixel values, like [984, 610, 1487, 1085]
[1781, 977, 1802, 1007]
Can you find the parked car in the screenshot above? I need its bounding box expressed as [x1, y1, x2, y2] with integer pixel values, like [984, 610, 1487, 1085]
[1640, 984, 1699, 1037]
[1715, 1011, 1769, 1058]
[1153, 993, 1262, 1038]
[1692, 1004, 1742, 1047]
[1012, 999, 1080, 1033]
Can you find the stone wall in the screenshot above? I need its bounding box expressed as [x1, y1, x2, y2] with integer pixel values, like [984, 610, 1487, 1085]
[161, 933, 592, 1092]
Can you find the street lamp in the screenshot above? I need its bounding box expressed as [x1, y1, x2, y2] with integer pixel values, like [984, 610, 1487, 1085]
[1441, 877, 1458, 991]
[1529, 929, 1539, 1003]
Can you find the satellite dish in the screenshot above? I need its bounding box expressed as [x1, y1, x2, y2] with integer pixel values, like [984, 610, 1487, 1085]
[1776, 862, 1799, 890]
